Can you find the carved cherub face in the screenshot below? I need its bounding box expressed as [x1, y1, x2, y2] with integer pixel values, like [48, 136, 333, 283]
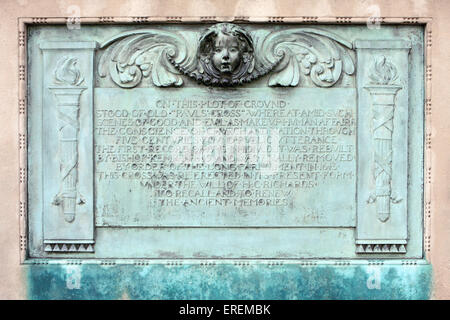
[195, 23, 255, 85]
[211, 32, 241, 74]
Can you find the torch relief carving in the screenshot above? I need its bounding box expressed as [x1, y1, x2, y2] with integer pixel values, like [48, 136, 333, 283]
[50, 56, 87, 223]
[365, 56, 402, 223]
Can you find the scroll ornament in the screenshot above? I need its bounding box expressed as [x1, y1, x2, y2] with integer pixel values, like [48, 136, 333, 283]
[50, 56, 86, 223]
[98, 23, 355, 88]
[365, 56, 402, 223]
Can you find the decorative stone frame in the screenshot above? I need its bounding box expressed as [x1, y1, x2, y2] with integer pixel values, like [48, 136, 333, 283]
[18, 16, 433, 265]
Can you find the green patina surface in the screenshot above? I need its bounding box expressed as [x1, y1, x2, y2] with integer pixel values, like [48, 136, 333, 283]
[27, 24, 425, 260]
[26, 263, 432, 300]
[25, 24, 429, 300]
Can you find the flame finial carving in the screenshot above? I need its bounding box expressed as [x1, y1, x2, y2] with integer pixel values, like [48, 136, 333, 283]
[369, 55, 398, 85]
[54, 56, 84, 86]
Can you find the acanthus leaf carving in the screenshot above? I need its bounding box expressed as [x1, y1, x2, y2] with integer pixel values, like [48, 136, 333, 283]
[99, 29, 196, 88]
[257, 28, 355, 87]
[98, 24, 355, 88]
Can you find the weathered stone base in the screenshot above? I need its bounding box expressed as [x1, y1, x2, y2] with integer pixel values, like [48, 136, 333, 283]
[26, 261, 432, 300]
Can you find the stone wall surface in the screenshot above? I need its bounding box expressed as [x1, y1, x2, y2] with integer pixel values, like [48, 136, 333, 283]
[0, 0, 449, 299]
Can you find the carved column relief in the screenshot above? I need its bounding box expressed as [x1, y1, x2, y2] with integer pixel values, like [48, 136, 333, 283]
[40, 42, 97, 253]
[355, 41, 411, 254]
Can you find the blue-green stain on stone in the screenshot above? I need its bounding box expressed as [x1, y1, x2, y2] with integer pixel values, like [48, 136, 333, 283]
[26, 263, 432, 300]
